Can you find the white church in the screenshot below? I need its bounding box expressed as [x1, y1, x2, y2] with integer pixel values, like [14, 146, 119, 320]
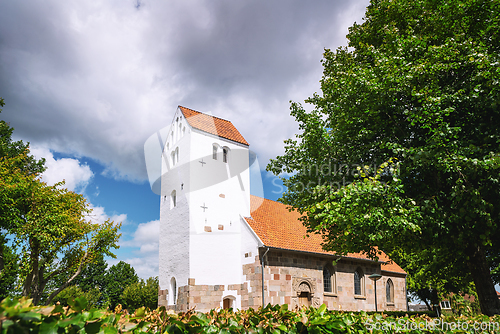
[158, 106, 407, 312]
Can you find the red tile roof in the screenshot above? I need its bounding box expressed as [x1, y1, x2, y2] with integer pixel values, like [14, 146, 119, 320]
[246, 195, 406, 275]
[179, 106, 249, 146]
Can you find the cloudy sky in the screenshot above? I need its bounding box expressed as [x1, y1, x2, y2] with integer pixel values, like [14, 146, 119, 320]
[0, 0, 370, 279]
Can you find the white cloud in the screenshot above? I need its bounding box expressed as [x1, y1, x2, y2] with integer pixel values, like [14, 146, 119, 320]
[30, 145, 93, 193]
[114, 219, 159, 279]
[86, 204, 128, 226]
[126, 256, 159, 280]
[121, 219, 159, 253]
[0, 0, 370, 182]
[107, 256, 159, 281]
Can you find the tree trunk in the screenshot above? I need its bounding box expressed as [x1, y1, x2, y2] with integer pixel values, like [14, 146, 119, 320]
[45, 251, 89, 305]
[467, 246, 500, 316]
[0, 240, 4, 275]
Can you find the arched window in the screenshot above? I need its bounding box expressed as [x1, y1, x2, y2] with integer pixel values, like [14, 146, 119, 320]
[171, 151, 176, 166]
[323, 265, 335, 293]
[170, 277, 177, 305]
[175, 147, 179, 164]
[386, 279, 394, 303]
[170, 190, 176, 209]
[222, 147, 228, 163]
[213, 145, 218, 160]
[354, 268, 364, 296]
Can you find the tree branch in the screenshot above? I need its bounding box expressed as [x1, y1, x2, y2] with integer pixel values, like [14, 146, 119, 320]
[45, 250, 89, 305]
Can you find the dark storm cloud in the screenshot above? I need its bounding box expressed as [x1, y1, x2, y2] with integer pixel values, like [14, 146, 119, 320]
[0, 0, 369, 181]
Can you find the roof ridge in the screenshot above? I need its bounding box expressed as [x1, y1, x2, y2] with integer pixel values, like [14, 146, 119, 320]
[178, 105, 234, 123]
[250, 194, 297, 209]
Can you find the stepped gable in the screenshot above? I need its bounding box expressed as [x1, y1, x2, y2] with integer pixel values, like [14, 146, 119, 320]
[245, 195, 406, 275]
[179, 106, 249, 146]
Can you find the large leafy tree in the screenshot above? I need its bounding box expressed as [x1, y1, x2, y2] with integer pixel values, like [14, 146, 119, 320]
[0, 154, 121, 305]
[268, 0, 500, 315]
[0, 97, 121, 305]
[0, 96, 44, 295]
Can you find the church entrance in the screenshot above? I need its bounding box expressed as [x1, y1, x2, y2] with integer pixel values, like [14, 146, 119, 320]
[223, 297, 233, 309]
[297, 281, 312, 307]
[298, 292, 311, 307]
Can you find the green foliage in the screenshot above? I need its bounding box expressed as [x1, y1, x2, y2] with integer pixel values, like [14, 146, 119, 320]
[51, 253, 111, 309]
[267, 0, 500, 315]
[121, 277, 159, 311]
[52, 285, 105, 311]
[0, 155, 122, 305]
[0, 236, 18, 300]
[106, 261, 139, 310]
[449, 293, 482, 317]
[0, 97, 45, 178]
[2, 297, 500, 334]
[0, 97, 122, 305]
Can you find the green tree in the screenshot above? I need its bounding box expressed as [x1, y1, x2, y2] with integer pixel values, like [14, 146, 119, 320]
[121, 276, 158, 311]
[0, 97, 45, 286]
[0, 236, 18, 299]
[105, 261, 139, 310]
[0, 98, 45, 175]
[0, 154, 121, 305]
[268, 0, 500, 315]
[52, 285, 103, 310]
[50, 253, 110, 308]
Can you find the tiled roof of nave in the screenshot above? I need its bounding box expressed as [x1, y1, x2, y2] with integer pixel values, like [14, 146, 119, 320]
[179, 106, 249, 146]
[245, 195, 406, 275]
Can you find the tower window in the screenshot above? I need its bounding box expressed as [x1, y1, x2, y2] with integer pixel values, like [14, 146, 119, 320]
[171, 277, 177, 305]
[170, 190, 176, 209]
[223, 148, 228, 163]
[213, 145, 218, 160]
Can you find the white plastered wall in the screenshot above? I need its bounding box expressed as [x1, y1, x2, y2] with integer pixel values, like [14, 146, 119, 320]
[159, 108, 191, 305]
[188, 129, 250, 286]
[160, 107, 254, 306]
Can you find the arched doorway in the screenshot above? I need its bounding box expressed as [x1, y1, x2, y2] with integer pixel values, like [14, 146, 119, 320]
[223, 296, 235, 309]
[297, 282, 312, 307]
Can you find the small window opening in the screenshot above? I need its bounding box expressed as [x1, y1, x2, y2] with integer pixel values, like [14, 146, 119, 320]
[223, 148, 228, 163]
[213, 145, 218, 160]
[171, 277, 177, 305]
[171, 190, 176, 209]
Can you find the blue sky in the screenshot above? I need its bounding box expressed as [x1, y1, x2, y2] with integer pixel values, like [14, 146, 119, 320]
[0, 0, 371, 278]
[28, 147, 287, 278]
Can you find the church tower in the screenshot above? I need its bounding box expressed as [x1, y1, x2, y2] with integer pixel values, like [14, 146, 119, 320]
[158, 106, 251, 308]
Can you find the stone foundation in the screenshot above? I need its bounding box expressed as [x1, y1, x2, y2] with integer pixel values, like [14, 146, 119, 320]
[158, 251, 407, 312]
